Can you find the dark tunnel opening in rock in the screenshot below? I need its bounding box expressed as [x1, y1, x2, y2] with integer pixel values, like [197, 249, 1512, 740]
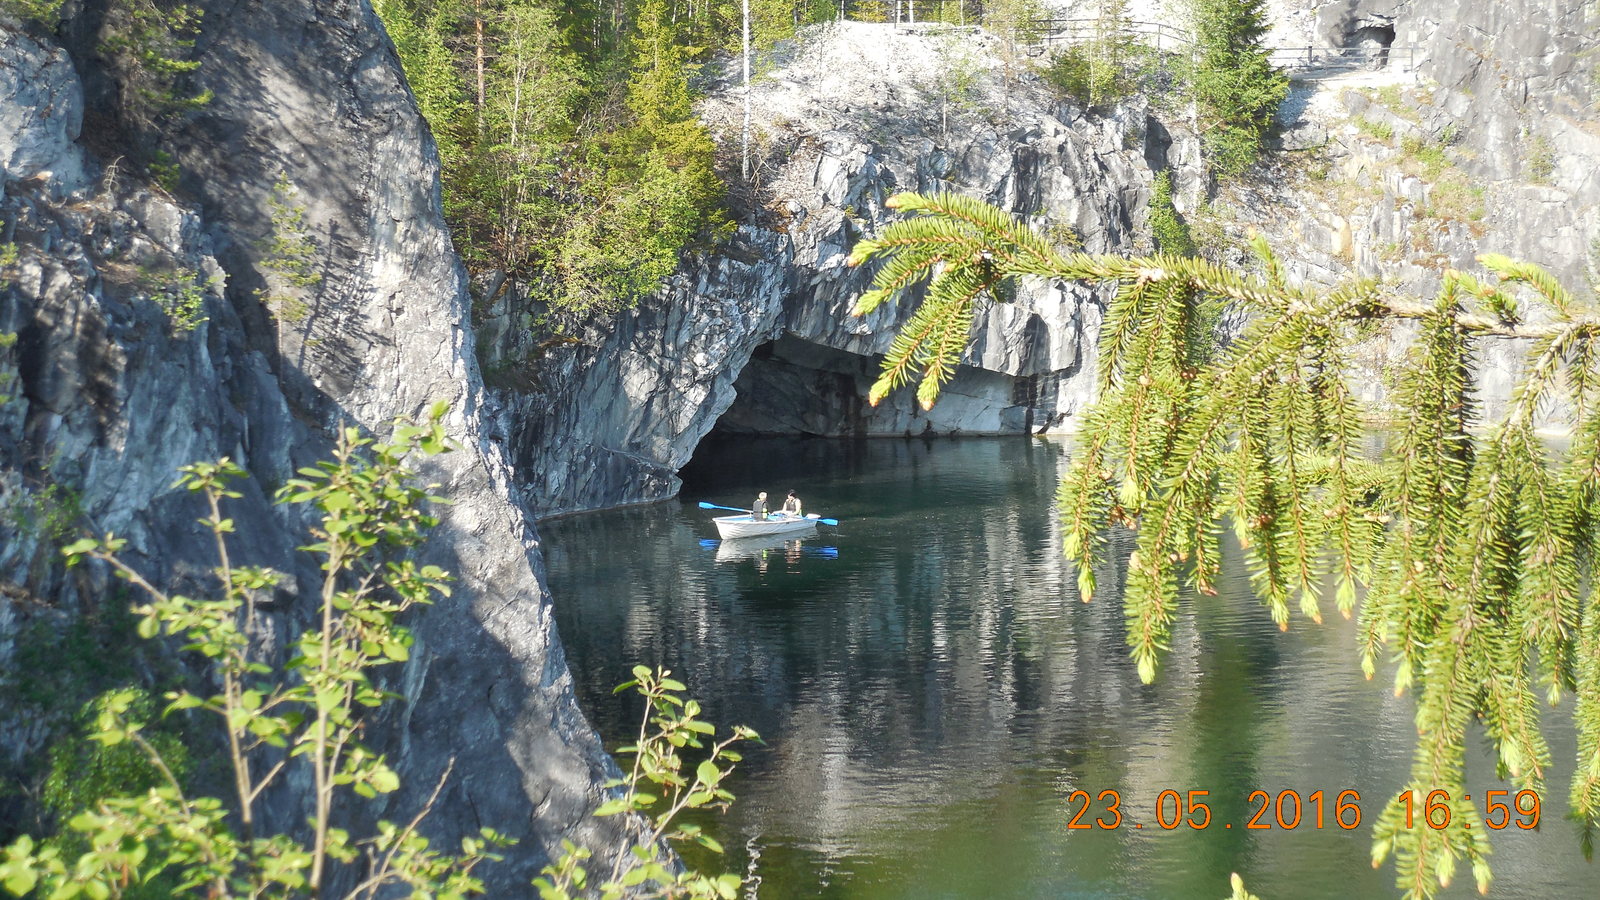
[1351, 24, 1396, 68]
[707, 336, 877, 439]
[728, 335, 1051, 436]
[679, 334, 1062, 490]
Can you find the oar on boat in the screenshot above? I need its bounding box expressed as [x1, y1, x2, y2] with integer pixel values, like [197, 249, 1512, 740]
[696, 501, 838, 526]
[697, 501, 749, 513]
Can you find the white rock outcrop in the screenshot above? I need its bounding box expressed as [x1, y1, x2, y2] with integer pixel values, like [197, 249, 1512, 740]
[493, 23, 1192, 517]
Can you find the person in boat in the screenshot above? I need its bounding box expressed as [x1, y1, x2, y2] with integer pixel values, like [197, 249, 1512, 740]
[781, 490, 803, 517]
[752, 491, 769, 520]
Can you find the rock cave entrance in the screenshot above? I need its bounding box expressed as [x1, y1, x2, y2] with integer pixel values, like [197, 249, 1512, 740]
[675, 329, 1049, 493]
[1352, 23, 1397, 67]
[706, 335, 878, 439]
[680, 333, 1057, 486]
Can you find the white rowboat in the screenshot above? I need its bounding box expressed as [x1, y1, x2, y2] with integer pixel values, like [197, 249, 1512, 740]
[713, 531, 805, 563]
[713, 513, 819, 540]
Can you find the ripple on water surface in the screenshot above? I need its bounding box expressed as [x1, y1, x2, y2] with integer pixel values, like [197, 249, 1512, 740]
[542, 437, 1590, 900]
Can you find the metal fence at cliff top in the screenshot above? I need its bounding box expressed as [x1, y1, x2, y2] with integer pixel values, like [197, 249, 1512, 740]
[831, 0, 984, 25]
[1029, 17, 1194, 52]
[834, 1, 1419, 75]
[1267, 44, 1420, 75]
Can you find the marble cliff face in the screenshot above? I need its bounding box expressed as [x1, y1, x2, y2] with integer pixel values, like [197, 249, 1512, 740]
[1236, 0, 1598, 424]
[491, 4, 1596, 517]
[0, 1, 624, 891]
[487, 22, 1205, 517]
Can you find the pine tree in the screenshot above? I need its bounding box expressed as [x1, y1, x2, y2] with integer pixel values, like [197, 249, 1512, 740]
[1186, 0, 1287, 176]
[982, 0, 1047, 84]
[1147, 170, 1196, 256]
[374, 0, 726, 314]
[1087, 0, 1135, 106]
[848, 191, 1600, 899]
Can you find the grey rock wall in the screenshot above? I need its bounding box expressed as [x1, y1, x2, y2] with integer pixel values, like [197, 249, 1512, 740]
[1398, 0, 1598, 289]
[489, 23, 1189, 517]
[1218, 1, 1598, 425]
[0, 3, 624, 892]
[1272, 0, 1600, 284]
[495, 4, 1596, 519]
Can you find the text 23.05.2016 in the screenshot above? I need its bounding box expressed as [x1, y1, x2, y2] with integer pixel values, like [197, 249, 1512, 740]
[1063, 789, 1542, 831]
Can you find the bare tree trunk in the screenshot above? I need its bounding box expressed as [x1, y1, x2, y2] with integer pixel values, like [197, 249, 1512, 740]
[742, 0, 751, 181]
[474, 0, 487, 130]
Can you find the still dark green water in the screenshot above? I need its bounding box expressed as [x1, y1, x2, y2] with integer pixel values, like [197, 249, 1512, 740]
[541, 437, 1594, 899]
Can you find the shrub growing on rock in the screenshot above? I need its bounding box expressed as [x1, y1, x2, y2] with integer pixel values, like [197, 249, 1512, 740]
[0, 405, 757, 900]
[0, 407, 507, 899]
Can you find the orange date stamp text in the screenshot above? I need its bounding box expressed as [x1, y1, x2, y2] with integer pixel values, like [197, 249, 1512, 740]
[1063, 788, 1542, 831]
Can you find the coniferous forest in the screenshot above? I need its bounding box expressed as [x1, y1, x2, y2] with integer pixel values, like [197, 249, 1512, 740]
[371, 0, 846, 313]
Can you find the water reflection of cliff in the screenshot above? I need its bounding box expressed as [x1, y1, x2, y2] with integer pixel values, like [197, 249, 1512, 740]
[543, 437, 1586, 899]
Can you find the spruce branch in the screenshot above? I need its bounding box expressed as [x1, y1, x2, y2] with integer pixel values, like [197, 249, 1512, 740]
[846, 192, 1600, 900]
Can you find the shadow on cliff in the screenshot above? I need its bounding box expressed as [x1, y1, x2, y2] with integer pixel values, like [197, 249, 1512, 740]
[1, 1, 627, 893]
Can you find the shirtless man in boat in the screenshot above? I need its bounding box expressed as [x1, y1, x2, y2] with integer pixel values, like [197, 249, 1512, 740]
[781, 490, 803, 517]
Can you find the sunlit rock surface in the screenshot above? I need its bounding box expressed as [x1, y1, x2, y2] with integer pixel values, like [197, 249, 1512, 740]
[494, 4, 1596, 516]
[493, 22, 1198, 517]
[1227, 0, 1599, 427]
